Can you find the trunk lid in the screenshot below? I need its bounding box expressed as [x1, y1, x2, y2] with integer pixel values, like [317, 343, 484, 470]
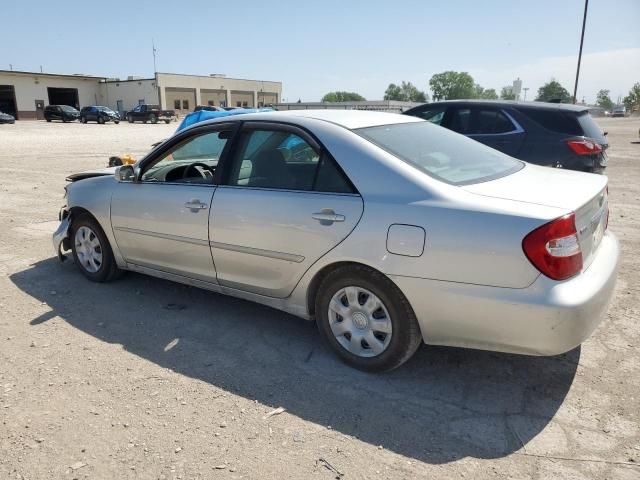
[464, 163, 608, 269]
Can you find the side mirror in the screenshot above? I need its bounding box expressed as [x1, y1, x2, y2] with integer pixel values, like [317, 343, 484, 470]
[116, 165, 135, 182]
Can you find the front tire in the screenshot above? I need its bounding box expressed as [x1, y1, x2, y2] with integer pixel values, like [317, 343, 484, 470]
[149, 114, 157, 124]
[70, 213, 122, 283]
[315, 265, 422, 372]
[97, 116, 105, 124]
[127, 114, 133, 123]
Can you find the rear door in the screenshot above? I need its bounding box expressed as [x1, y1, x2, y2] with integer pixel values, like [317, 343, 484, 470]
[446, 106, 526, 157]
[210, 122, 363, 298]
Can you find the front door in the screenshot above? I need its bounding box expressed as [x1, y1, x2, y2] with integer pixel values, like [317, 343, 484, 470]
[111, 127, 233, 282]
[210, 123, 363, 298]
[34, 100, 44, 120]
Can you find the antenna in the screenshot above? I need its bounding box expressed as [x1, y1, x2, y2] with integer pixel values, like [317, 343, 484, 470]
[152, 39, 158, 74]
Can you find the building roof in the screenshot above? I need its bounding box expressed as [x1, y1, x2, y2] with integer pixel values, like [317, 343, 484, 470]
[0, 69, 106, 80]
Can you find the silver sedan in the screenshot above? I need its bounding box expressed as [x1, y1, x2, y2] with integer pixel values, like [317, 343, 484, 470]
[53, 110, 619, 371]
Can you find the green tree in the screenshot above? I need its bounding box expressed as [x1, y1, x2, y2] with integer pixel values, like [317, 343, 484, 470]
[535, 79, 571, 103]
[500, 87, 516, 100]
[429, 71, 476, 100]
[321, 91, 366, 102]
[596, 89, 614, 110]
[383, 81, 428, 102]
[623, 82, 640, 111]
[480, 88, 499, 100]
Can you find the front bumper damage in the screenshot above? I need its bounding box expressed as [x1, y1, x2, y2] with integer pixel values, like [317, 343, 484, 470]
[53, 207, 71, 261]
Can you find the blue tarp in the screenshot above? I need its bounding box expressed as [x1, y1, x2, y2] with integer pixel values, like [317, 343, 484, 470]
[176, 108, 273, 132]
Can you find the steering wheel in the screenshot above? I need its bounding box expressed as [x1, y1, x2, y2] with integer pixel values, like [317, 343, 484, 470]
[182, 162, 213, 180]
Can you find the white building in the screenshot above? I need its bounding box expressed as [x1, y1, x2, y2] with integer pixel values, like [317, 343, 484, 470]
[0, 70, 282, 120]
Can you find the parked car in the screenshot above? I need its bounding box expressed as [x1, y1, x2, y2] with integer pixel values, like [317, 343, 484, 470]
[80, 106, 120, 124]
[126, 104, 175, 124]
[44, 105, 80, 122]
[0, 111, 15, 124]
[612, 105, 626, 118]
[53, 110, 618, 372]
[404, 100, 608, 173]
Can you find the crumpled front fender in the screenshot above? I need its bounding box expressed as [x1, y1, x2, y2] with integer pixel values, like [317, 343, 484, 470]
[53, 214, 71, 261]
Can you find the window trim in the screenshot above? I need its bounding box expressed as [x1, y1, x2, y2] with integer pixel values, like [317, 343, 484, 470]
[218, 121, 358, 195]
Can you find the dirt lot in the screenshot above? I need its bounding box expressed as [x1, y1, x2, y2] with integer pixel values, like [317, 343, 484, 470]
[0, 117, 639, 480]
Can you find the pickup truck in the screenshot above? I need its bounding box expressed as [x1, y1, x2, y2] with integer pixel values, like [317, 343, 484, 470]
[126, 104, 175, 124]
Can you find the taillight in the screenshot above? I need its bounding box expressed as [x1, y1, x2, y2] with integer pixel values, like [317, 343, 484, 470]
[522, 213, 583, 281]
[566, 138, 603, 155]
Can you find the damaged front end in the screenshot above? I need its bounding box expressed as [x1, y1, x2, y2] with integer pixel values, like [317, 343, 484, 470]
[53, 206, 72, 261]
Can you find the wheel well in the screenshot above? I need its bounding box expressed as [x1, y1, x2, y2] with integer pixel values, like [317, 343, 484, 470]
[306, 261, 385, 318]
[68, 206, 95, 222]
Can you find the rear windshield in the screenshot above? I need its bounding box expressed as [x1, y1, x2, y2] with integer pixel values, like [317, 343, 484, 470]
[356, 121, 523, 185]
[576, 112, 605, 141]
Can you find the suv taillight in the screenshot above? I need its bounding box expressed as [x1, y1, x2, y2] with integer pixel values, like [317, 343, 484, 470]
[566, 138, 603, 155]
[522, 213, 583, 281]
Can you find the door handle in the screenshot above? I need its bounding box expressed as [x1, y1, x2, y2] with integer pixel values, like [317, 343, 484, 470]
[312, 209, 345, 225]
[184, 200, 208, 211]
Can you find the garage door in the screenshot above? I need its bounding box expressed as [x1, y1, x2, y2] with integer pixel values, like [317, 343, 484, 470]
[0, 85, 17, 118]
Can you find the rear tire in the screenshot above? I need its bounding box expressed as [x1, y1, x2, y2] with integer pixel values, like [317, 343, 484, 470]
[164, 119, 170, 124]
[97, 116, 105, 124]
[46, 119, 51, 122]
[149, 114, 157, 124]
[127, 114, 133, 123]
[315, 265, 422, 372]
[70, 213, 122, 283]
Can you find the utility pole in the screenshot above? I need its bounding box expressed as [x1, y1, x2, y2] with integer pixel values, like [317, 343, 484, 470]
[152, 39, 158, 74]
[573, 0, 589, 104]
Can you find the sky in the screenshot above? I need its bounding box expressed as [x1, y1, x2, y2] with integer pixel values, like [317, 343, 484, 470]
[1, 0, 639, 103]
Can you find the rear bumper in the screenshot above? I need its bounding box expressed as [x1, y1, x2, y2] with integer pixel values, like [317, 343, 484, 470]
[391, 231, 620, 356]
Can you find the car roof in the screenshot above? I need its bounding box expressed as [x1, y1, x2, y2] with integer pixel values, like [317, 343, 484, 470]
[410, 99, 590, 113]
[192, 109, 422, 130]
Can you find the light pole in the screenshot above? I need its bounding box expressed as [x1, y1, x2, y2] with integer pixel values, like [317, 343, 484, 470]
[573, 0, 589, 104]
[523, 87, 529, 101]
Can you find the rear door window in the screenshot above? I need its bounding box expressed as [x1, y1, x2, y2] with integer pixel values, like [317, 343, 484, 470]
[450, 108, 517, 135]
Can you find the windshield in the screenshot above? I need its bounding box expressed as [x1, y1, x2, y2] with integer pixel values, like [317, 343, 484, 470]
[61, 105, 78, 113]
[356, 121, 523, 186]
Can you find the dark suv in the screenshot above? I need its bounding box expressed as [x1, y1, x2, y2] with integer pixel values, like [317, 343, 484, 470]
[44, 105, 80, 123]
[404, 100, 608, 173]
[80, 106, 120, 124]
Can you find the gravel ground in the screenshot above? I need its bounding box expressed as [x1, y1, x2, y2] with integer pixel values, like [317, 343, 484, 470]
[0, 118, 639, 480]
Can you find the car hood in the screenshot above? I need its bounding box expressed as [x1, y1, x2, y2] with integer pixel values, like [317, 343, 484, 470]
[462, 163, 607, 211]
[66, 167, 117, 182]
